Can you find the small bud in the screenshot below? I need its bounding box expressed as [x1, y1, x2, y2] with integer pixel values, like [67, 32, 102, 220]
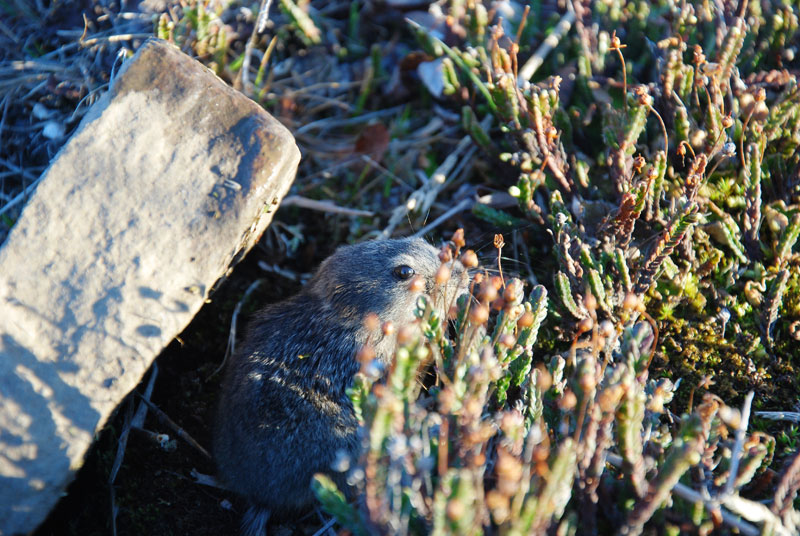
[460, 249, 479, 268]
[491, 297, 506, 311]
[577, 316, 594, 334]
[693, 44, 705, 65]
[451, 228, 466, 249]
[505, 304, 524, 318]
[364, 312, 381, 332]
[469, 304, 490, 325]
[382, 321, 395, 336]
[633, 155, 645, 173]
[517, 310, 534, 329]
[536, 365, 552, 391]
[597, 384, 624, 412]
[478, 282, 498, 303]
[545, 125, 558, 143]
[623, 292, 644, 312]
[599, 320, 615, 338]
[503, 280, 522, 303]
[438, 245, 453, 263]
[447, 499, 465, 521]
[408, 275, 425, 293]
[508, 185, 521, 198]
[584, 292, 597, 312]
[438, 386, 455, 413]
[579, 370, 596, 393]
[499, 334, 516, 349]
[397, 324, 416, 345]
[357, 344, 376, 364]
[755, 87, 766, 102]
[435, 264, 451, 285]
[722, 115, 734, 129]
[558, 390, 577, 411]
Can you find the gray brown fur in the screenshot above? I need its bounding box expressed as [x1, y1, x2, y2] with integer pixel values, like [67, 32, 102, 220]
[213, 238, 467, 534]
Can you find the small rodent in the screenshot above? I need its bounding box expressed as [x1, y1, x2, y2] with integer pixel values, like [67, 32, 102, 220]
[213, 237, 468, 535]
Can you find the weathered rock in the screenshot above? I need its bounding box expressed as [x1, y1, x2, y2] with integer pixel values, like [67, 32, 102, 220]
[0, 38, 300, 535]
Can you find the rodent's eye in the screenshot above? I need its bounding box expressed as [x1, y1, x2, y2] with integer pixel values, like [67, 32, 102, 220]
[393, 265, 415, 280]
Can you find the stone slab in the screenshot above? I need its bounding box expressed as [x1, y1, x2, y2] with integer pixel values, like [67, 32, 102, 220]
[0, 38, 300, 535]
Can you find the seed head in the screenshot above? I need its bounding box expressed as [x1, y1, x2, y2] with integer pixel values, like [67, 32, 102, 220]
[599, 320, 615, 338]
[396, 324, 416, 345]
[494, 233, 505, 249]
[446, 499, 465, 521]
[623, 292, 645, 312]
[722, 115, 734, 129]
[435, 264, 451, 285]
[633, 85, 651, 106]
[517, 310, 534, 329]
[577, 316, 594, 334]
[558, 390, 577, 411]
[499, 334, 516, 349]
[408, 275, 425, 293]
[503, 279, 523, 306]
[364, 312, 381, 332]
[451, 228, 465, 249]
[460, 249, 479, 268]
[579, 369, 596, 393]
[545, 125, 558, 143]
[478, 281, 498, 303]
[685, 173, 701, 191]
[584, 292, 597, 312]
[536, 364, 553, 391]
[438, 245, 453, 263]
[693, 44, 705, 65]
[610, 31, 622, 50]
[469, 304, 490, 325]
[357, 344, 376, 364]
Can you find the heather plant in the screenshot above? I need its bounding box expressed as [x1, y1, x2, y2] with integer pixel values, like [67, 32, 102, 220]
[311, 0, 800, 533]
[313, 228, 796, 534]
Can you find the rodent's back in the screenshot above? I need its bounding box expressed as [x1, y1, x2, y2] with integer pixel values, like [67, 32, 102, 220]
[214, 293, 362, 513]
[214, 237, 468, 518]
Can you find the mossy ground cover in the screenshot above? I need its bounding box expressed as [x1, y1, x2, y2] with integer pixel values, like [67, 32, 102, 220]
[1, 0, 799, 534]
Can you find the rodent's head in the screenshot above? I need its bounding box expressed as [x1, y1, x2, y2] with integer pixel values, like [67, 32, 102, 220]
[306, 237, 469, 333]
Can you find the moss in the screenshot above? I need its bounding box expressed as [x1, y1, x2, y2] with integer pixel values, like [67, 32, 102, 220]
[656, 317, 797, 412]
